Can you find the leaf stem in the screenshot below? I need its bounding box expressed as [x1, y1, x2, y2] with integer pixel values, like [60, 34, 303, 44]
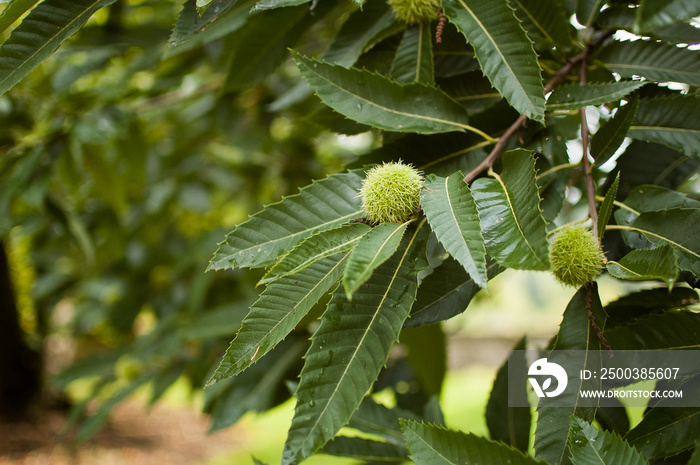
[463, 30, 614, 184]
[537, 162, 578, 180]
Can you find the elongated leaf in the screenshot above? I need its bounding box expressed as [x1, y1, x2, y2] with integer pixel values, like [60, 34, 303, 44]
[508, 0, 571, 52]
[391, 24, 434, 85]
[438, 71, 501, 113]
[486, 337, 530, 452]
[597, 40, 700, 87]
[546, 81, 645, 111]
[0, 0, 118, 96]
[209, 170, 364, 271]
[322, 436, 408, 461]
[605, 287, 699, 329]
[636, 0, 700, 31]
[534, 284, 607, 465]
[406, 256, 501, 327]
[164, 0, 254, 58]
[472, 149, 550, 270]
[401, 324, 447, 397]
[591, 97, 639, 167]
[604, 310, 700, 350]
[422, 172, 487, 288]
[401, 420, 548, 465]
[348, 397, 418, 446]
[207, 254, 350, 385]
[577, 0, 605, 28]
[569, 416, 647, 465]
[606, 245, 678, 287]
[689, 444, 700, 465]
[282, 223, 430, 464]
[628, 95, 700, 159]
[292, 52, 480, 135]
[322, 0, 399, 68]
[597, 172, 619, 243]
[253, 0, 310, 10]
[598, 4, 700, 45]
[262, 223, 370, 284]
[223, 4, 320, 92]
[625, 207, 700, 276]
[626, 406, 700, 460]
[343, 222, 409, 300]
[442, 0, 545, 121]
[0, 0, 41, 35]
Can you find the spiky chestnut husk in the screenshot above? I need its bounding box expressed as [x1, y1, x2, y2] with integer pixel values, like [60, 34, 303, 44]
[360, 162, 423, 224]
[389, 0, 440, 25]
[549, 225, 606, 287]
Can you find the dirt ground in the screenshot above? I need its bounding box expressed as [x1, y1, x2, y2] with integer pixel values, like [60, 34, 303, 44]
[0, 400, 243, 465]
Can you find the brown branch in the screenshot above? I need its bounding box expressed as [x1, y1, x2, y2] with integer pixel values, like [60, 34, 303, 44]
[578, 54, 599, 241]
[463, 30, 614, 184]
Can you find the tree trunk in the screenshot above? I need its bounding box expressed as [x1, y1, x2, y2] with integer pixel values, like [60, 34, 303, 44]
[0, 242, 41, 420]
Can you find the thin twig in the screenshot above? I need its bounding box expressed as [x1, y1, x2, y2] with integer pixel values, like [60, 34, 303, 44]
[463, 30, 614, 184]
[578, 53, 599, 241]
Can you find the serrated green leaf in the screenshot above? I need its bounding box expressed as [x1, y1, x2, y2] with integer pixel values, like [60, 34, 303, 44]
[577, 0, 605, 28]
[604, 310, 700, 350]
[569, 416, 647, 465]
[401, 420, 548, 465]
[442, 0, 545, 121]
[223, 4, 319, 93]
[591, 97, 638, 167]
[205, 337, 306, 431]
[0, 0, 118, 96]
[534, 284, 607, 465]
[207, 253, 350, 385]
[618, 208, 700, 276]
[322, 436, 408, 461]
[508, 0, 571, 52]
[598, 4, 700, 45]
[321, 0, 399, 68]
[0, 0, 41, 35]
[209, 170, 364, 271]
[253, 0, 310, 11]
[628, 95, 700, 159]
[165, 0, 254, 58]
[605, 287, 699, 329]
[405, 256, 501, 327]
[486, 337, 530, 452]
[594, 399, 630, 436]
[635, 0, 700, 32]
[597, 40, 700, 87]
[391, 24, 435, 85]
[546, 81, 645, 111]
[343, 222, 409, 300]
[597, 172, 619, 242]
[348, 397, 419, 446]
[262, 223, 370, 285]
[472, 149, 550, 270]
[282, 223, 430, 464]
[606, 245, 678, 287]
[421, 172, 487, 288]
[292, 52, 489, 136]
[626, 406, 700, 460]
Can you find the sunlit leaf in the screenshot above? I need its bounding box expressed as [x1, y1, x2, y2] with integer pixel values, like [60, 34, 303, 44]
[343, 222, 409, 300]
[292, 51, 486, 136]
[282, 224, 430, 464]
[421, 172, 487, 289]
[472, 149, 550, 270]
[0, 0, 41, 35]
[262, 223, 370, 285]
[0, 0, 118, 96]
[208, 253, 351, 385]
[546, 81, 645, 111]
[209, 170, 364, 271]
[442, 0, 545, 121]
[568, 416, 647, 465]
[401, 420, 548, 465]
